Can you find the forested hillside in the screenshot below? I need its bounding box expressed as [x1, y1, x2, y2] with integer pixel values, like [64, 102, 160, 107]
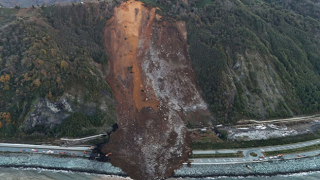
[0, 2, 119, 139]
[1, 0, 320, 139]
[0, 0, 90, 7]
[143, 0, 320, 124]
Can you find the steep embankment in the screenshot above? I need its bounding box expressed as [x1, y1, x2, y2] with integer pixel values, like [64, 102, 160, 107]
[102, 0, 209, 179]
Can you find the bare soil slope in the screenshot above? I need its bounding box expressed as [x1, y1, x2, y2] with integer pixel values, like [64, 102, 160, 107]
[102, 0, 209, 179]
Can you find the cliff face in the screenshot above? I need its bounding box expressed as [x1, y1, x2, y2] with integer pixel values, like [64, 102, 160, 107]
[102, 0, 208, 179]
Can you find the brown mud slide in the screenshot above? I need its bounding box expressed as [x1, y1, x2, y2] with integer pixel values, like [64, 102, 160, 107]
[102, 0, 209, 179]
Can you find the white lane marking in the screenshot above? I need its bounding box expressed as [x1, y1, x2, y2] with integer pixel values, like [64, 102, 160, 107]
[208, 159, 211, 162]
[200, 159, 203, 162]
[215, 159, 217, 162]
[242, 159, 246, 161]
[223, 159, 226, 162]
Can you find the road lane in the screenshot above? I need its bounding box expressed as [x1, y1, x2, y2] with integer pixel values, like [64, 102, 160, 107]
[189, 138, 320, 165]
[0, 143, 92, 158]
[0, 143, 89, 151]
[193, 138, 320, 156]
[189, 149, 320, 165]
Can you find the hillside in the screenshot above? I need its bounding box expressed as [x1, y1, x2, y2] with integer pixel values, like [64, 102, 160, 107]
[0, 2, 118, 139]
[1, 0, 320, 179]
[0, 0, 89, 7]
[155, 0, 320, 124]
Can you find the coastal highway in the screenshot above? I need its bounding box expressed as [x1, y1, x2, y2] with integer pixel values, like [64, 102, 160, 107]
[193, 138, 320, 155]
[0, 143, 89, 151]
[191, 138, 320, 164]
[1, 138, 320, 165]
[190, 149, 320, 164]
[238, 114, 320, 124]
[0, 143, 92, 157]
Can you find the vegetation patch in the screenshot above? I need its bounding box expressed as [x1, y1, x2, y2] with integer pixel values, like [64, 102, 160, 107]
[190, 152, 244, 158]
[0, 7, 18, 14]
[189, 130, 223, 143]
[139, 0, 168, 12]
[195, 0, 213, 8]
[250, 152, 258, 157]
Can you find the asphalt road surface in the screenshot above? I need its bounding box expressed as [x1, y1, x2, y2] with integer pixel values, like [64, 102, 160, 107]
[0, 143, 91, 157]
[193, 138, 320, 155]
[191, 138, 320, 164]
[190, 149, 320, 164]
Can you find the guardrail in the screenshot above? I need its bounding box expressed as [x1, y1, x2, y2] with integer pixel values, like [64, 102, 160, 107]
[60, 134, 107, 142]
[0, 143, 89, 151]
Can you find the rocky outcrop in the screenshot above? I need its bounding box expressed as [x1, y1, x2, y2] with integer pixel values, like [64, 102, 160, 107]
[102, 1, 210, 179]
[21, 90, 116, 134]
[22, 98, 72, 131]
